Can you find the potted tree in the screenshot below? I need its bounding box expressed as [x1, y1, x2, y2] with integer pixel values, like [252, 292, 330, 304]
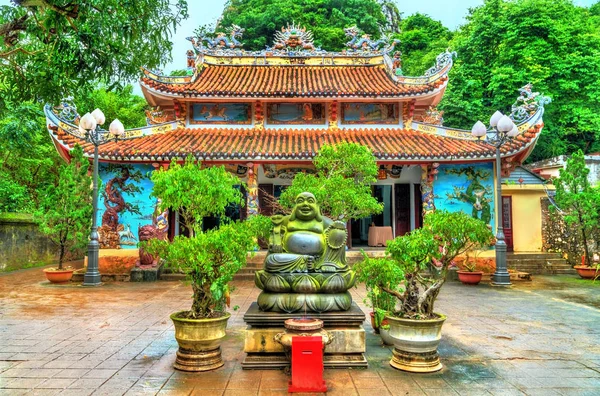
[551, 150, 600, 278]
[354, 210, 492, 372]
[456, 250, 485, 285]
[143, 157, 262, 371]
[36, 145, 92, 283]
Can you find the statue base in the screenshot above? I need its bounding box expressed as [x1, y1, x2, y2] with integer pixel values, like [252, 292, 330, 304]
[242, 302, 367, 369]
[130, 263, 163, 282]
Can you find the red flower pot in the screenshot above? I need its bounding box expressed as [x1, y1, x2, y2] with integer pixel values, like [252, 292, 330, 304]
[457, 271, 484, 285]
[43, 269, 74, 283]
[574, 266, 599, 280]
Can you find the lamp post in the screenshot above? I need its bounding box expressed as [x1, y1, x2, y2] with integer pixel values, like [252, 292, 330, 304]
[471, 111, 519, 287]
[79, 110, 125, 286]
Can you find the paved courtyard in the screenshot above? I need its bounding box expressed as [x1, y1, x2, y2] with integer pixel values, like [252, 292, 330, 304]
[0, 268, 599, 396]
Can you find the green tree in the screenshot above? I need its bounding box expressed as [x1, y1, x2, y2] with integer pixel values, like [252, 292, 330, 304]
[279, 142, 383, 221]
[441, 0, 600, 161]
[35, 145, 92, 268]
[397, 13, 453, 76]
[145, 157, 263, 318]
[0, 0, 188, 109]
[0, 102, 60, 212]
[75, 86, 148, 129]
[150, 157, 244, 237]
[552, 150, 600, 267]
[355, 211, 493, 319]
[213, 0, 389, 51]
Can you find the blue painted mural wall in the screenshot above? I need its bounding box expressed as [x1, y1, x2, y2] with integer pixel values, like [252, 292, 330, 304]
[97, 164, 158, 249]
[434, 163, 495, 231]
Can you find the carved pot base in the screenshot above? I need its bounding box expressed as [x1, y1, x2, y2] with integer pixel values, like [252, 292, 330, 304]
[174, 348, 224, 372]
[390, 348, 442, 373]
[257, 291, 352, 313]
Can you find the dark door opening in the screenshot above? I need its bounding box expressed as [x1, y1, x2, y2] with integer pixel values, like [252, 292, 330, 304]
[395, 184, 411, 237]
[502, 196, 514, 251]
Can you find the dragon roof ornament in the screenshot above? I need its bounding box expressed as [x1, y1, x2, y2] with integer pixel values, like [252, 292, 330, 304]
[186, 24, 245, 55]
[424, 49, 457, 77]
[344, 25, 400, 54]
[509, 83, 552, 123]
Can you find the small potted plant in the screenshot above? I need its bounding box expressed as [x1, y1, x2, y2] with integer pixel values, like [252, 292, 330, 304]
[356, 254, 398, 334]
[36, 145, 92, 283]
[355, 210, 492, 372]
[456, 251, 485, 285]
[143, 158, 263, 371]
[574, 253, 600, 279]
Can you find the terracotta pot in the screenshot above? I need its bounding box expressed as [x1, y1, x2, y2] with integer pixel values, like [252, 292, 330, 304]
[386, 314, 447, 373]
[170, 311, 231, 372]
[574, 266, 599, 280]
[370, 311, 380, 333]
[457, 271, 484, 285]
[43, 269, 74, 283]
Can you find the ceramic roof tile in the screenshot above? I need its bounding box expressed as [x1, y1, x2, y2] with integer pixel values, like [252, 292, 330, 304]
[141, 64, 445, 98]
[50, 125, 541, 163]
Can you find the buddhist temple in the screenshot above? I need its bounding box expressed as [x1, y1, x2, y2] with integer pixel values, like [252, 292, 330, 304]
[44, 24, 548, 251]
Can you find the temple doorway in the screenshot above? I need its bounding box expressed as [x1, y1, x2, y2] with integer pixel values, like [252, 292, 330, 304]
[350, 185, 394, 247]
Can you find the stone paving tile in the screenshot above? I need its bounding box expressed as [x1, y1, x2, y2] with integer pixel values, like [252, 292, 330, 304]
[1, 270, 600, 395]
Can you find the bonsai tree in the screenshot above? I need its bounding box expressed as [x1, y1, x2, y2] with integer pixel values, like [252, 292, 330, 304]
[355, 210, 493, 319]
[355, 254, 400, 328]
[35, 145, 92, 269]
[552, 150, 600, 267]
[144, 157, 263, 319]
[279, 142, 383, 221]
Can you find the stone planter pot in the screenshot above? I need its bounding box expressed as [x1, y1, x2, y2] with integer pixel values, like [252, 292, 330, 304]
[574, 266, 599, 280]
[379, 327, 394, 346]
[457, 271, 484, 285]
[386, 314, 447, 373]
[170, 311, 231, 372]
[43, 268, 74, 283]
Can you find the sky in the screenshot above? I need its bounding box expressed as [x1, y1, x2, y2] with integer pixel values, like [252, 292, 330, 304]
[0, 0, 597, 82]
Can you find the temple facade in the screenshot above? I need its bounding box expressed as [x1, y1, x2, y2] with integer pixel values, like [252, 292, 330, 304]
[45, 24, 548, 251]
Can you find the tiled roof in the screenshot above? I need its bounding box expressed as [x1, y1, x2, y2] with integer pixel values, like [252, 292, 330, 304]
[49, 125, 541, 163]
[141, 64, 446, 98]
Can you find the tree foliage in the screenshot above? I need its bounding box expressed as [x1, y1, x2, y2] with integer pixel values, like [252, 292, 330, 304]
[34, 145, 92, 268]
[0, 102, 60, 212]
[74, 86, 149, 129]
[279, 142, 383, 221]
[397, 13, 453, 76]
[0, 0, 188, 109]
[552, 150, 600, 267]
[441, 0, 600, 161]
[145, 157, 265, 319]
[150, 157, 244, 237]
[214, 0, 389, 51]
[355, 211, 493, 319]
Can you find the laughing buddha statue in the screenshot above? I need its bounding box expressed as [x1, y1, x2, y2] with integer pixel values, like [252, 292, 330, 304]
[255, 192, 356, 313]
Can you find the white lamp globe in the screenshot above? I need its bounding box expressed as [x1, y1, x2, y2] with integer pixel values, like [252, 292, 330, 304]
[490, 111, 504, 127]
[91, 108, 106, 126]
[497, 115, 515, 133]
[471, 121, 487, 138]
[109, 119, 125, 137]
[507, 124, 519, 138]
[79, 113, 97, 131]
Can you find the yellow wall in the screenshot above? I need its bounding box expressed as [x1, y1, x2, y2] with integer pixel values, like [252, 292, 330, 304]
[502, 185, 550, 252]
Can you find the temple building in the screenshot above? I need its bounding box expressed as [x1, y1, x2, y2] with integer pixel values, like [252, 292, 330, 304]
[45, 24, 549, 251]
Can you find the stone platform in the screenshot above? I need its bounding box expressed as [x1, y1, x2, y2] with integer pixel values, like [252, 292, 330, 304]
[242, 302, 367, 369]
